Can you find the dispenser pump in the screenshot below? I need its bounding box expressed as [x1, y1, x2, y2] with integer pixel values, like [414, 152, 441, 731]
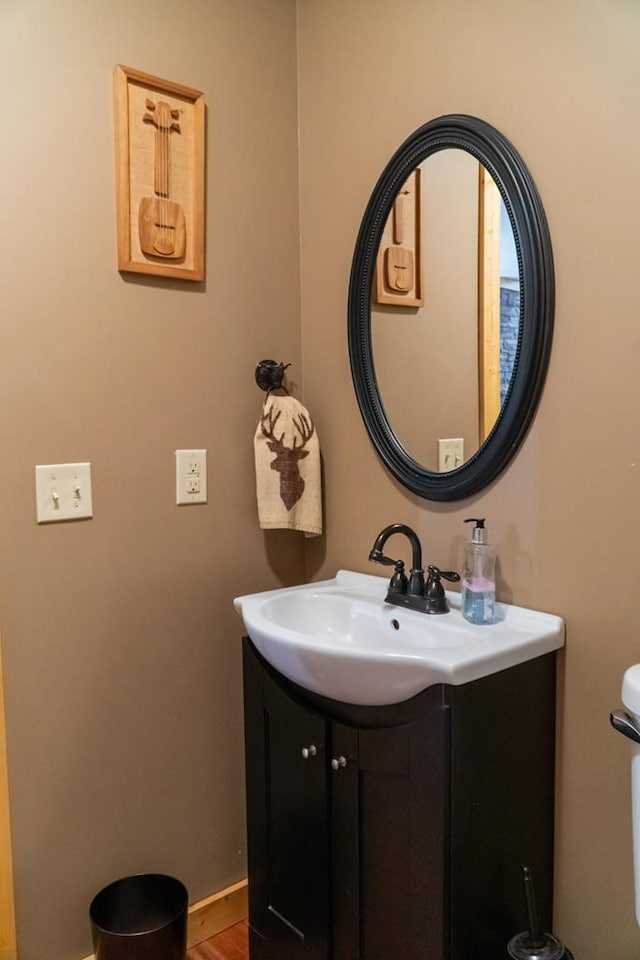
[465, 517, 487, 544]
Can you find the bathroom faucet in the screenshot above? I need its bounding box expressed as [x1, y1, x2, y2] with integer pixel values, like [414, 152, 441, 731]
[369, 522, 425, 594]
[369, 523, 460, 614]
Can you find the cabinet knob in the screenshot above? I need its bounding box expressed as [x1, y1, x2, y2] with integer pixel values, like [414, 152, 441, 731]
[331, 756, 347, 770]
[301, 745, 317, 759]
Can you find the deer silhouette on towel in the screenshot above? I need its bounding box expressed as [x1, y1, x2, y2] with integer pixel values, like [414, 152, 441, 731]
[261, 406, 315, 509]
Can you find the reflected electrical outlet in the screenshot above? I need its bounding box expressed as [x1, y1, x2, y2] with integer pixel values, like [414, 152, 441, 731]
[437, 438, 464, 472]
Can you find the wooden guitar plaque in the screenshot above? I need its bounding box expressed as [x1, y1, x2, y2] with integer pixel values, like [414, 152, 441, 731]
[114, 65, 205, 281]
[375, 168, 423, 307]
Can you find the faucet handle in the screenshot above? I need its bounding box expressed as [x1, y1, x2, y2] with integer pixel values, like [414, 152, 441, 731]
[369, 548, 398, 567]
[428, 565, 460, 584]
[424, 565, 461, 614]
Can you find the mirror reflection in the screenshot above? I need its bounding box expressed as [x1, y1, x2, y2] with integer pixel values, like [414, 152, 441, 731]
[371, 148, 520, 473]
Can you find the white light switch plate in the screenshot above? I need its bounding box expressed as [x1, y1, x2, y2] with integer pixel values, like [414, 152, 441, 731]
[175, 449, 207, 504]
[35, 462, 93, 523]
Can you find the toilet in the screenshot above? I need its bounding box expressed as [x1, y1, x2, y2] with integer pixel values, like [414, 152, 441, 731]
[611, 664, 640, 926]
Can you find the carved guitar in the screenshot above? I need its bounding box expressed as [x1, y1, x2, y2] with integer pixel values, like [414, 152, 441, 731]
[139, 98, 186, 259]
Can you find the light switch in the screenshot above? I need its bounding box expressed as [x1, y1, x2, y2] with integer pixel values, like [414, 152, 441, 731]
[35, 462, 93, 523]
[175, 450, 207, 504]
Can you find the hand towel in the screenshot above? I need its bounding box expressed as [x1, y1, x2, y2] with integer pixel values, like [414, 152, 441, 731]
[254, 394, 322, 537]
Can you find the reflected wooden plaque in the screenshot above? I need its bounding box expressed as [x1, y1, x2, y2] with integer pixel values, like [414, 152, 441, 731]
[375, 168, 423, 306]
[114, 65, 205, 281]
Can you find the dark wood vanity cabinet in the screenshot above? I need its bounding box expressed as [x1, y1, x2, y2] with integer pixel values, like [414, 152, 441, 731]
[242, 638, 557, 960]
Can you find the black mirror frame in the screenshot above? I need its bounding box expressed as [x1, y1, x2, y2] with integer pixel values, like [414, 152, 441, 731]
[348, 114, 554, 501]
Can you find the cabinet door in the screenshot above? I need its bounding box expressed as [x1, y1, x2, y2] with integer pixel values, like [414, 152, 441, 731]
[244, 643, 330, 960]
[329, 723, 360, 960]
[342, 701, 448, 960]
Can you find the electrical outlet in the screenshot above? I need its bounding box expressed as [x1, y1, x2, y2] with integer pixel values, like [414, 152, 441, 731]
[35, 462, 93, 523]
[175, 450, 207, 504]
[437, 438, 464, 473]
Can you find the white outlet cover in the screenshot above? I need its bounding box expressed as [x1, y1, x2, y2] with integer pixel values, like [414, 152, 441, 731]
[175, 449, 207, 504]
[35, 462, 93, 523]
[437, 438, 464, 473]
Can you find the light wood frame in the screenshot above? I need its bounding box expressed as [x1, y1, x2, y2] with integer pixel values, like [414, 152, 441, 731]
[478, 166, 502, 442]
[0, 640, 16, 960]
[114, 65, 205, 281]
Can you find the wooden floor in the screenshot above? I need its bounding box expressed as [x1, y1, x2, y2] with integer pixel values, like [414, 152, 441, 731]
[187, 920, 249, 960]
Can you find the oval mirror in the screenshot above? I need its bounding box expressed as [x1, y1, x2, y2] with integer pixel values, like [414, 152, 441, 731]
[348, 115, 554, 501]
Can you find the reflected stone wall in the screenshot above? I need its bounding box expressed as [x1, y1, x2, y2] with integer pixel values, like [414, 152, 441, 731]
[500, 284, 520, 405]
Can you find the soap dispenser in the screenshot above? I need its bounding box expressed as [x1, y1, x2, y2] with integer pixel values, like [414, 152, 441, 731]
[461, 518, 496, 624]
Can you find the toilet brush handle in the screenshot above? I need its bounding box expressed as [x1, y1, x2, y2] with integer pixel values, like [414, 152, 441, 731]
[522, 866, 544, 948]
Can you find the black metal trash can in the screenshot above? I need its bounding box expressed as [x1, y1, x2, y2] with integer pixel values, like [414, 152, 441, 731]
[90, 874, 188, 960]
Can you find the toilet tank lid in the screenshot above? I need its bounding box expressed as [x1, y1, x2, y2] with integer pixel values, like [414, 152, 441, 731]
[622, 664, 640, 717]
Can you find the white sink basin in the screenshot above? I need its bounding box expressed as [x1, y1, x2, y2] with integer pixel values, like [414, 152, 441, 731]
[234, 570, 565, 706]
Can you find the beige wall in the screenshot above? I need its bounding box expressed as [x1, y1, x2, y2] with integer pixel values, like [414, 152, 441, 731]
[0, 1, 302, 958]
[298, 1, 640, 958]
[4, 2, 640, 959]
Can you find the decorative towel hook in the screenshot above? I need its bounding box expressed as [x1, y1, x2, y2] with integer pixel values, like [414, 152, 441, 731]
[255, 359, 291, 395]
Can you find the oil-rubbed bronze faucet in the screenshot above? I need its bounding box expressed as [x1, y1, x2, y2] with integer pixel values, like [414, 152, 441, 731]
[369, 523, 460, 614]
